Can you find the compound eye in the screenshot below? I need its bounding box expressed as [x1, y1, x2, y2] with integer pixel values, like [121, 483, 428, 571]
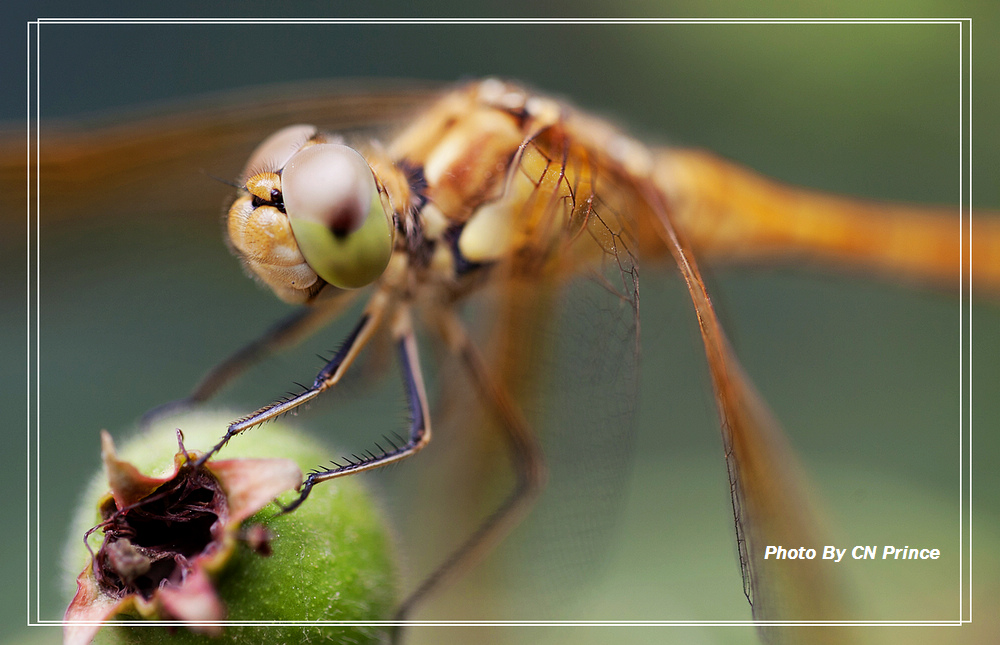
[282, 144, 394, 289]
[242, 124, 318, 179]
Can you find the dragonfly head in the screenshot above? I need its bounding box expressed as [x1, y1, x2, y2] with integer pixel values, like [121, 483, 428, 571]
[227, 125, 395, 303]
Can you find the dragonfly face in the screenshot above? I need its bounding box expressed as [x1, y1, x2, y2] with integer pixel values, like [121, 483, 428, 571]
[229, 126, 395, 301]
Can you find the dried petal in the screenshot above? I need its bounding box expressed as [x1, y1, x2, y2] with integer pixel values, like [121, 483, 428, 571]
[64, 566, 128, 645]
[101, 431, 169, 508]
[157, 567, 225, 630]
[206, 457, 302, 525]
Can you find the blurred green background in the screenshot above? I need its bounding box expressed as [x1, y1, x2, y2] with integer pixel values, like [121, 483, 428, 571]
[3, 2, 999, 644]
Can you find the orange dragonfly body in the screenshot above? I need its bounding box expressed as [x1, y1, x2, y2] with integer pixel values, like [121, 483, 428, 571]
[21, 78, 998, 642]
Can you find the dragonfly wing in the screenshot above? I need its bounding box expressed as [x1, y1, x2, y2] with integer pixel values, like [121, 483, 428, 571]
[397, 131, 642, 620]
[640, 177, 858, 642]
[488, 259, 640, 618]
[4, 79, 443, 222]
[482, 131, 641, 618]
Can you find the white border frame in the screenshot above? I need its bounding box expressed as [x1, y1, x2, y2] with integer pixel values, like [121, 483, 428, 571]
[24, 16, 975, 635]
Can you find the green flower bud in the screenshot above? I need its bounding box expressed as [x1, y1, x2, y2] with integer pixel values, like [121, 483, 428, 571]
[63, 410, 398, 645]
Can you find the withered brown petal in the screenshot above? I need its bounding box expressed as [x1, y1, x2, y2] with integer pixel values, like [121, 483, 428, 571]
[64, 566, 129, 645]
[207, 457, 303, 524]
[157, 567, 226, 631]
[101, 430, 171, 508]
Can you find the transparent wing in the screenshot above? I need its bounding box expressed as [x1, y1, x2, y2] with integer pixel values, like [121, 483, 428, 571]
[487, 133, 641, 618]
[639, 173, 857, 643]
[389, 131, 641, 621]
[3, 79, 443, 222]
[518, 201, 640, 616]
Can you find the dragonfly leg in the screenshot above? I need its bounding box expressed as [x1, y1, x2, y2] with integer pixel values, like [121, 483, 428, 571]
[276, 312, 432, 513]
[392, 312, 546, 626]
[193, 290, 391, 466]
[140, 292, 355, 427]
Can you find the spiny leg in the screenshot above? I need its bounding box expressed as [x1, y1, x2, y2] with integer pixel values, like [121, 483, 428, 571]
[392, 311, 546, 626]
[194, 290, 391, 467]
[141, 292, 355, 426]
[278, 308, 432, 513]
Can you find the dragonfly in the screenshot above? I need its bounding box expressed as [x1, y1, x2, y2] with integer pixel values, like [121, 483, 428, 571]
[21, 77, 998, 643]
